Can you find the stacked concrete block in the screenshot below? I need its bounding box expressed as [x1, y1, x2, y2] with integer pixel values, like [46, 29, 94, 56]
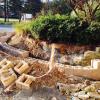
[16, 74, 35, 89]
[4, 82, 15, 93]
[0, 68, 17, 87]
[91, 59, 100, 69]
[14, 60, 31, 74]
[0, 58, 14, 69]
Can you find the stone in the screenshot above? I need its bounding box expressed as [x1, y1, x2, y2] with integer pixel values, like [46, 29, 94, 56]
[16, 74, 35, 90]
[87, 92, 100, 99]
[73, 91, 86, 97]
[59, 55, 70, 64]
[97, 89, 100, 94]
[51, 97, 57, 100]
[79, 50, 100, 66]
[84, 51, 96, 58]
[84, 85, 96, 92]
[73, 56, 83, 65]
[14, 60, 31, 74]
[91, 59, 100, 69]
[96, 47, 100, 53]
[93, 81, 100, 89]
[0, 58, 14, 69]
[78, 94, 89, 99]
[84, 80, 91, 86]
[0, 68, 17, 87]
[57, 83, 85, 95]
[0, 88, 3, 94]
[67, 75, 86, 84]
[71, 96, 80, 100]
[72, 91, 90, 100]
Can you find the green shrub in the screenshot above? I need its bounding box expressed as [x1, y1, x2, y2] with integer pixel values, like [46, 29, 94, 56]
[14, 22, 31, 34]
[15, 15, 100, 45]
[95, 10, 100, 22]
[29, 14, 69, 41]
[29, 14, 88, 43]
[76, 21, 100, 45]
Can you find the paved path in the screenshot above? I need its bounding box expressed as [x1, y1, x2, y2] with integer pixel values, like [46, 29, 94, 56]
[0, 25, 14, 32]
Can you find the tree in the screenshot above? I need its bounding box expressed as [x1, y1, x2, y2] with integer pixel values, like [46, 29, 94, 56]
[4, 0, 7, 22]
[67, 0, 100, 21]
[8, 0, 22, 19]
[23, 0, 42, 16]
[43, 0, 72, 15]
[51, 0, 72, 15]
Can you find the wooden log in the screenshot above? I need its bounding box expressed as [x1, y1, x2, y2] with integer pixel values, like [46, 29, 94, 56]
[0, 32, 15, 43]
[0, 42, 29, 57]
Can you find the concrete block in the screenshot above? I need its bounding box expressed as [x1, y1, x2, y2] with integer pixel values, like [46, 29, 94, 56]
[0, 68, 17, 87]
[4, 82, 15, 93]
[14, 61, 31, 74]
[91, 59, 100, 69]
[16, 74, 35, 90]
[0, 58, 14, 69]
[96, 47, 100, 53]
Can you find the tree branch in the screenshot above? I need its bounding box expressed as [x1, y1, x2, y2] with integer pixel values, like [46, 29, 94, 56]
[92, 3, 100, 15]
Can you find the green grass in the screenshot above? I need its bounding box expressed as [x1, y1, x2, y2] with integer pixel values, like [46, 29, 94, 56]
[0, 18, 19, 25]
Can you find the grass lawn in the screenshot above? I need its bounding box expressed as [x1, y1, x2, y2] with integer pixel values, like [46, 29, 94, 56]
[0, 18, 19, 25]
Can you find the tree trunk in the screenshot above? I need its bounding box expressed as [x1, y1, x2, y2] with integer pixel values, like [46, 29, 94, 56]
[4, 0, 7, 22]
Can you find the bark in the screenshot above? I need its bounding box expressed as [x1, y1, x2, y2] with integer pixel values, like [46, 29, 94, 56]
[0, 42, 29, 57]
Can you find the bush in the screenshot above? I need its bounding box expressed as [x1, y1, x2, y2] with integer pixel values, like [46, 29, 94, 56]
[29, 14, 89, 43]
[14, 22, 31, 34]
[95, 10, 100, 22]
[30, 14, 69, 41]
[15, 15, 100, 45]
[76, 21, 100, 45]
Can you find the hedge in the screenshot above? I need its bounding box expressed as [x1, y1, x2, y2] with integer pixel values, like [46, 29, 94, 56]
[15, 14, 100, 45]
